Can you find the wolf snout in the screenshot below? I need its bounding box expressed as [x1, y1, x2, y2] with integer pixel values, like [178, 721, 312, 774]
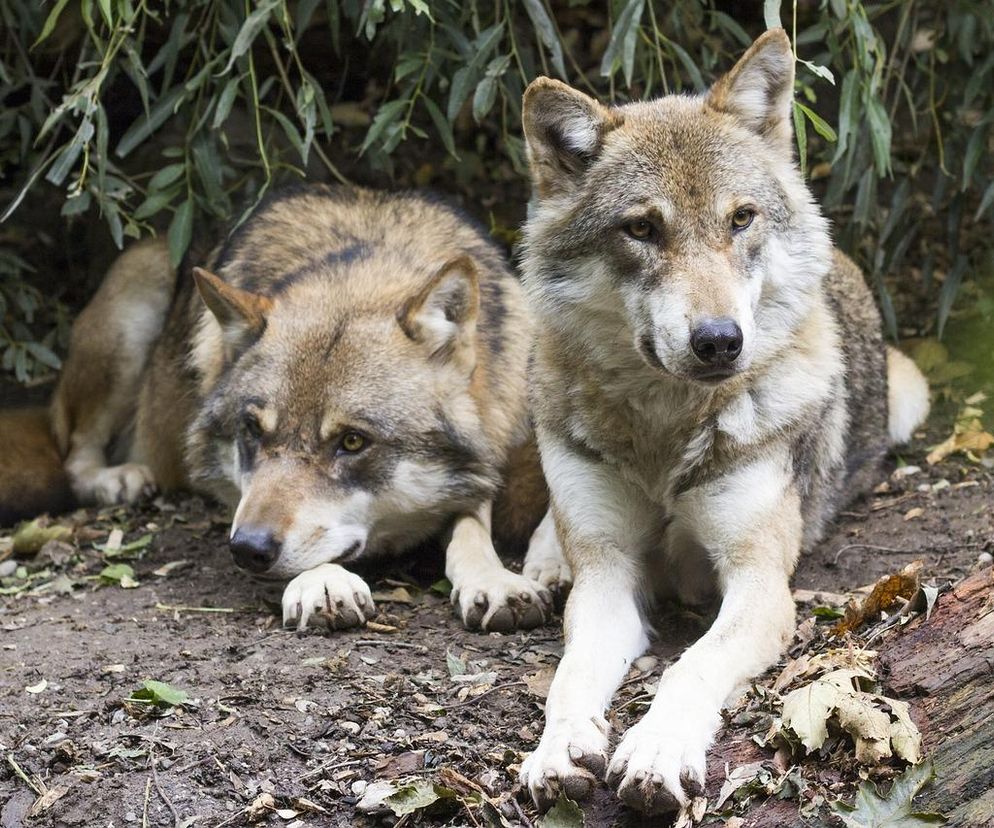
[690, 318, 743, 366]
[230, 525, 282, 573]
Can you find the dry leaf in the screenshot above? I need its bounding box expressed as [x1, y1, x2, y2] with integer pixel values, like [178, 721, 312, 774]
[833, 561, 923, 636]
[780, 669, 922, 767]
[523, 667, 556, 699]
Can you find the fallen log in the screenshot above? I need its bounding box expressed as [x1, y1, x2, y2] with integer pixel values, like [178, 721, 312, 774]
[704, 566, 994, 827]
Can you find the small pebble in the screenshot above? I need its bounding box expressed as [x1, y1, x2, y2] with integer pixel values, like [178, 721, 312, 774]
[0, 559, 17, 578]
[634, 655, 659, 673]
[978, 551, 993, 567]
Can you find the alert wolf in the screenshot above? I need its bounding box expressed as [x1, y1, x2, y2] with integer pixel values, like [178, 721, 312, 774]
[1, 185, 571, 632]
[516, 30, 930, 814]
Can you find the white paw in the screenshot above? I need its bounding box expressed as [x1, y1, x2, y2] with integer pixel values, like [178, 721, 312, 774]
[74, 463, 157, 505]
[522, 555, 573, 598]
[606, 715, 710, 814]
[520, 715, 610, 810]
[451, 567, 552, 632]
[281, 564, 374, 631]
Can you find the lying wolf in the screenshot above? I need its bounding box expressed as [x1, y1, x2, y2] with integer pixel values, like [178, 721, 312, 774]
[516, 29, 930, 814]
[0, 185, 570, 632]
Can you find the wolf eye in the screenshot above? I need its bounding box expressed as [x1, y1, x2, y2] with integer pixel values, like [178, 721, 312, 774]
[624, 219, 655, 241]
[731, 208, 755, 231]
[340, 431, 366, 453]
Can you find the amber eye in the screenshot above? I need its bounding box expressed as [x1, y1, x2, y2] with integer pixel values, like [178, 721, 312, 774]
[624, 219, 655, 241]
[731, 207, 755, 231]
[340, 431, 366, 453]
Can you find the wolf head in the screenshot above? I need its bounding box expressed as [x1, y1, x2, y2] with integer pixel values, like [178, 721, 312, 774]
[189, 255, 499, 579]
[521, 29, 831, 384]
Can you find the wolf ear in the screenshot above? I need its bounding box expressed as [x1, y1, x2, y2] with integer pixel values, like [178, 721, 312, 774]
[193, 267, 272, 349]
[522, 77, 622, 198]
[706, 28, 795, 151]
[398, 256, 479, 369]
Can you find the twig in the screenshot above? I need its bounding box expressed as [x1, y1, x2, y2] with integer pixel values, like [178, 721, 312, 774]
[150, 750, 180, 828]
[142, 776, 152, 828]
[300, 757, 362, 781]
[353, 639, 426, 649]
[445, 680, 526, 709]
[5, 752, 43, 796]
[833, 543, 914, 564]
[511, 796, 534, 828]
[155, 603, 248, 613]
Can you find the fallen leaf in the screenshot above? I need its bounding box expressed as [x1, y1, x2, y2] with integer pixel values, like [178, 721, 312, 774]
[97, 532, 153, 559]
[715, 761, 766, 809]
[366, 621, 399, 633]
[430, 577, 453, 597]
[538, 795, 585, 827]
[370, 586, 413, 604]
[12, 519, 72, 557]
[926, 396, 994, 465]
[903, 507, 924, 521]
[375, 750, 425, 777]
[446, 650, 466, 677]
[833, 562, 923, 636]
[127, 679, 188, 708]
[781, 669, 922, 766]
[247, 792, 275, 821]
[384, 779, 457, 817]
[523, 667, 556, 699]
[831, 761, 947, 827]
[153, 560, 192, 577]
[99, 563, 139, 588]
[28, 785, 70, 817]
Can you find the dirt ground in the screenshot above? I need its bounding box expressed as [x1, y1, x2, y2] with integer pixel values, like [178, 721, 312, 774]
[1, 413, 992, 828]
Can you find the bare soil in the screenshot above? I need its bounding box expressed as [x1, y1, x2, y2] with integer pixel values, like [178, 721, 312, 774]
[2, 420, 991, 828]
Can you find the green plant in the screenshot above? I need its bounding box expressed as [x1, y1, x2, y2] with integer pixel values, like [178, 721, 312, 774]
[0, 248, 67, 382]
[0, 0, 992, 383]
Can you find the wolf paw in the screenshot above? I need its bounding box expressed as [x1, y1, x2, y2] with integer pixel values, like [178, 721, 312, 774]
[522, 556, 573, 602]
[606, 717, 708, 814]
[520, 716, 610, 811]
[281, 564, 375, 631]
[74, 463, 157, 505]
[451, 568, 552, 632]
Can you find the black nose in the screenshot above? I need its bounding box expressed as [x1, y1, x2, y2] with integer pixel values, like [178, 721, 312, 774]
[229, 526, 281, 573]
[690, 318, 743, 365]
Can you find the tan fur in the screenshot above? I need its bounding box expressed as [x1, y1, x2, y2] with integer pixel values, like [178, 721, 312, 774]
[0, 408, 72, 525]
[517, 29, 929, 814]
[2, 185, 570, 635]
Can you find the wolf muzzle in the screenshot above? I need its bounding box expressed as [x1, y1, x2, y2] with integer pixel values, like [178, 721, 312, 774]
[229, 525, 282, 573]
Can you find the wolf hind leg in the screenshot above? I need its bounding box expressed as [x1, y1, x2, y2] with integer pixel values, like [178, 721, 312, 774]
[523, 509, 573, 602]
[886, 346, 930, 445]
[51, 239, 176, 505]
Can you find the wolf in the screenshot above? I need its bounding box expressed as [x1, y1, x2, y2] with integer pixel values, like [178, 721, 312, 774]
[516, 29, 930, 814]
[1, 185, 571, 632]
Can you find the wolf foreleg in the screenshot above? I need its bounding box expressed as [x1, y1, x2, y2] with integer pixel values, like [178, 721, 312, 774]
[521, 439, 654, 810]
[445, 502, 553, 632]
[607, 453, 800, 814]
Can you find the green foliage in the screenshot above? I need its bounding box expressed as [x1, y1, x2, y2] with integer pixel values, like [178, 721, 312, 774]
[0, 249, 68, 382]
[1, 0, 993, 382]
